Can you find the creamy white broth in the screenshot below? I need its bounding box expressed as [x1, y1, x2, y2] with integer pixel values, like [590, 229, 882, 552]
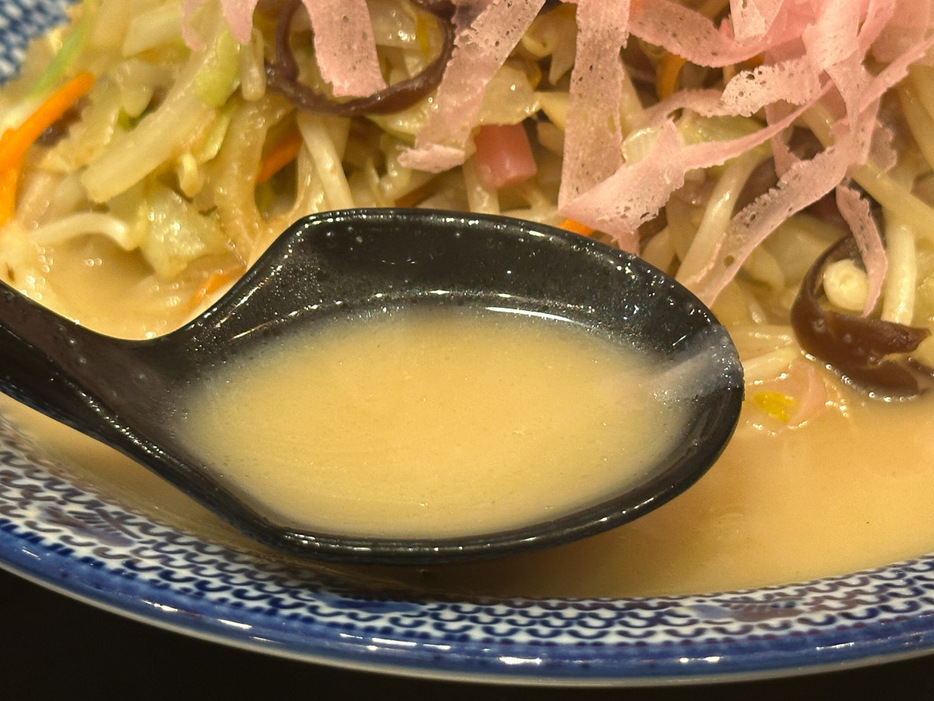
[173, 308, 688, 539]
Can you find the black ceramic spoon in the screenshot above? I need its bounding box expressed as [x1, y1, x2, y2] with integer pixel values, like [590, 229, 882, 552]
[0, 209, 743, 564]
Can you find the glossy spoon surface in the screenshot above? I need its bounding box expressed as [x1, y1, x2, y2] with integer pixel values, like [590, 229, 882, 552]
[0, 209, 743, 564]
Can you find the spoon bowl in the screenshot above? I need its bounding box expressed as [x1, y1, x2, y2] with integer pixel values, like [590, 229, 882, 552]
[0, 209, 743, 564]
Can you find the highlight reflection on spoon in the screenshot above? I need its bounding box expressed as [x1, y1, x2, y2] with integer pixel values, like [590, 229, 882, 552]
[0, 209, 743, 564]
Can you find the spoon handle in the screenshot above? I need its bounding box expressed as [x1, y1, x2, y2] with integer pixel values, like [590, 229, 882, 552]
[0, 281, 125, 439]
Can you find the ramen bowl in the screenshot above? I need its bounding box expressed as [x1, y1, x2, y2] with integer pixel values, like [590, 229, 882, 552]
[3, 0, 934, 686]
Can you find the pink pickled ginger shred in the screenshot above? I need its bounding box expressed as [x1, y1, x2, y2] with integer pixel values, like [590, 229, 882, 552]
[836, 183, 887, 317]
[874, 0, 931, 60]
[217, 0, 257, 43]
[188, 0, 934, 309]
[558, 0, 630, 209]
[627, 0, 773, 68]
[184, 0, 385, 97]
[560, 121, 685, 253]
[396, 0, 934, 306]
[730, 0, 785, 44]
[301, 0, 386, 97]
[399, 0, 546, 171]
[562, 0, 934, 307]
[182, 0, 258, 46]
[719, 56, 821, 117]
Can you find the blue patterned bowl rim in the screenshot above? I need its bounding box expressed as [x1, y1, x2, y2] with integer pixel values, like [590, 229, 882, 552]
[5, 409, 934, 685]
[3, 0, 934, 686]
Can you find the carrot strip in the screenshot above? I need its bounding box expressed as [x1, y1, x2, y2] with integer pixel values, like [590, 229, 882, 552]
[559, 218, 595, 237]
[741, 53, 764, 70]
[187, 269, 241, 312]
[256, 127, 303, 184]
[0, 71, 95, 226]
[0, 158, 22, 225]
[394, 181, 434, 207]
[656, 53, 686, 100]
[0, 71, 95, 172]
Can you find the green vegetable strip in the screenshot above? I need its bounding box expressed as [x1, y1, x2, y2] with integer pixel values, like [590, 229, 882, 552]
[80, 19, 234, 203]
[30, 0, 100, 98]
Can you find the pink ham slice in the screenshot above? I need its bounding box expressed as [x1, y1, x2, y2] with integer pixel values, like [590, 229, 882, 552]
[473, 124, 538, 190]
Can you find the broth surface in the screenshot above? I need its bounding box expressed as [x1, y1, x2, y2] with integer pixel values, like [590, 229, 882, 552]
[7, 387, 934, 597]
[174, 308, 687, 539]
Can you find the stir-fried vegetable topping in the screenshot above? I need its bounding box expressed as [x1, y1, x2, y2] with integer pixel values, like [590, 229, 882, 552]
[4, 0, 934, 408]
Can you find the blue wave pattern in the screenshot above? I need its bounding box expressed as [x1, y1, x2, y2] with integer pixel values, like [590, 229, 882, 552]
[3, 0, 934, 681]
[0, 0, 70, 80]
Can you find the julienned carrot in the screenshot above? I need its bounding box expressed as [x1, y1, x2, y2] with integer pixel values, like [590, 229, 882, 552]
[256, 127, 303, 184]
[0, 159, 22, 224]
[187, 268, 241, 312]
[0, 70, 95, 226]
[656, 52, 686, 100]
[559, 218, 595, 237]
[0, 71, 95, 172]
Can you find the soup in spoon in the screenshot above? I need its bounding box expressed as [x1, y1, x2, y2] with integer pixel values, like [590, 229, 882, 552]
[174, 306, 689, 539]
